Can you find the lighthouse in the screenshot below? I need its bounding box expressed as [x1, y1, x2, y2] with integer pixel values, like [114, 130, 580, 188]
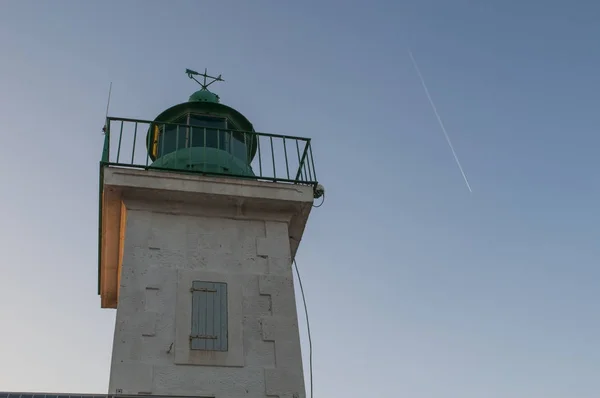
[98, 69, 320, 397]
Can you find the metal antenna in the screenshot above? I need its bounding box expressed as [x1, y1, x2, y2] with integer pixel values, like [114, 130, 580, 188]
[102, 82, 113, 134]
[186, 68, 224, 90]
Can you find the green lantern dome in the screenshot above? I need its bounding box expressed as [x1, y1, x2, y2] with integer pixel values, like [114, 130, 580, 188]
[145, 69, 257, 177]
[189, 89, 220, 103]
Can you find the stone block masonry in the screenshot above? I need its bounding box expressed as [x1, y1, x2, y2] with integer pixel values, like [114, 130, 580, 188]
[108, 202, 306, 398]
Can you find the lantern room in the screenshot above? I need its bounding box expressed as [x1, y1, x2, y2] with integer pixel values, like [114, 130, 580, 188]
[145, 69, 257, 176]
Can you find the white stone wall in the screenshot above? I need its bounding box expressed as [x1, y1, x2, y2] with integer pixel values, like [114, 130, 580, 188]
[108, 202, 305, 398]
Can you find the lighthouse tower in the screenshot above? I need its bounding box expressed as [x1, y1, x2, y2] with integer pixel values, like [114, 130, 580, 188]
[98, 69, 319, 398]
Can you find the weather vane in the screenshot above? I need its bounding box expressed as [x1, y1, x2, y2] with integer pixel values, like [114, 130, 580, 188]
[185, 68, 224, 90]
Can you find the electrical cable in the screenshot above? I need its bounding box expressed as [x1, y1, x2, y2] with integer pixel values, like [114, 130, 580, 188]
[312, 192, 325, 208]
[293, 258, 313, 398]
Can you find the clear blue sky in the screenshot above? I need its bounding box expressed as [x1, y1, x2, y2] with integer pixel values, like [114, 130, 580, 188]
[1, 1, 599, 397]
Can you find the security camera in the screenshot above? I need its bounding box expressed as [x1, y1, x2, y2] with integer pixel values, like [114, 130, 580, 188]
[313, 184, 325, 199]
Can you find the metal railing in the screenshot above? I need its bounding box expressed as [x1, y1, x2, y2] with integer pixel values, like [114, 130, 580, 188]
[101, 116, 318, 186]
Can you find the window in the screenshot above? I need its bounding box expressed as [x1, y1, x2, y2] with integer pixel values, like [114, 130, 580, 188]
[227, 119, 249, 163]
[190, 281, 228, 351]
[155, 114, 189, 157]
[189, 115, 227, 150]
[152, 113, 250, 164]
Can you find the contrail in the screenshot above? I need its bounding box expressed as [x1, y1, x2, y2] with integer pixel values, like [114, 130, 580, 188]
[408, 49, 473, 193]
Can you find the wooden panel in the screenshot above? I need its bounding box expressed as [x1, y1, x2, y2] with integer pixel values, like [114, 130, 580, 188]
[191, 281, 228, 351]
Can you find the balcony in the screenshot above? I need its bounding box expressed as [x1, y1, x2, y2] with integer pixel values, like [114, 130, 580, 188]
[100, 117, 318, 186]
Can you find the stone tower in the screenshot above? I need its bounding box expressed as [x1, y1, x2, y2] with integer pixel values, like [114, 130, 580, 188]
[98, 69, 320, 398]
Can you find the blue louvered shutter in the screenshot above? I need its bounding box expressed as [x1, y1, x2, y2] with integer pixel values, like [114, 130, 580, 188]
[190, 281, 228, 351]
